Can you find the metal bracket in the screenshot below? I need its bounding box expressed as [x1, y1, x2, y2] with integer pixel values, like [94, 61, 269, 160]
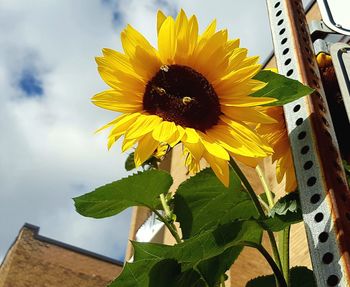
[310, 20, 336, 41]
[313, 39, 331, 55]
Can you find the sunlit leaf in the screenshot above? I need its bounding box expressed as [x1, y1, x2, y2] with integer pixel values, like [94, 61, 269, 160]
[174, 168, 258, 239]
[74, 170, 172, 218]
[252, 70, 313, 106]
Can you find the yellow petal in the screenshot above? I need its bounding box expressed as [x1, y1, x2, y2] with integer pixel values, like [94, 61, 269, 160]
[122, 136, 138, 152]
[226, 48, 248, 71]
[152, 120, 177, 142]
[216, 64, 262, 89]
[221, 116, 273, 155]
[225, 39, 240, 51]
[125, 114, 163, 140]
[222, 106, 278, 124]
[184, 128, 200, 143]
[167, 125, 185, 147]
[206, 125, 255, 156]
[121, 24, 156, 59]
[183, 141, 204, 160]
[174, 9, 189, 63]
[200, 19, 217, 41]
[220, 96, 277, 107]
[236, 56, 260, 69]
[129, 46, 162, 80]
[232, 153, 263, 168]
[97, 67, 145, 92]
[134, 133, 159, 167]
[157, 10, 167, 34]
[216, 79, 267, 98]
[203, 151, 229, 187]
[187, 15, 199, 55]
[96, 49, 139, 78]
[184, 151, 201, 174]
[96, 113, 140, 133]
[158, 16, 176, 64]
[92, 90, 143, 113]
[199, 132, 229, 160]
[194, 30, 228, 66]
[105, 113, 141, 148]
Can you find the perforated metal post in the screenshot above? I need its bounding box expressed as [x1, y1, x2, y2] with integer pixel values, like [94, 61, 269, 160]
[266, 0, 350, 286]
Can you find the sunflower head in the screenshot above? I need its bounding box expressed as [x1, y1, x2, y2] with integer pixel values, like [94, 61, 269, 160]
[92, 9, 277, 186]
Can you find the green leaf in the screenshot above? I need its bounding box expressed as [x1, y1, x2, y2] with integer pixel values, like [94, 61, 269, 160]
[270, 192, 300, 216]
[197, 246, 242, 286]
[261, 212, 302, 232]
[73, 170, 172, 218]
[252, 70, 313, 106]
[110, 220, 262, 287]
[245, 274, 276, 287]
[124, 152, 136, 171]
[260, 192, 303, 232]
[290, 266, 316, 287]
[246, 266, 316, 287]
[174, 168, 258, 239]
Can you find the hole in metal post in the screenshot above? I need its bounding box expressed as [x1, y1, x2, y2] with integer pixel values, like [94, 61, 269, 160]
[310, 193, 321, 204]
[301, 145, 310, 154]
[319, 232, 329, 243]
[285, 58, 291, 65]
[307, 177, 317, 186]
[327, 275, 339, 286]
[293, 104, 301, 112]
[298, 131, 306, 139]
[314, 212, 324, 222]
[296, 118, 303, 126]
[304, 161, 313, 170]
[286, 69, 294, 76]
[274, 2, 281, 8]
[322, 253, 334, 264]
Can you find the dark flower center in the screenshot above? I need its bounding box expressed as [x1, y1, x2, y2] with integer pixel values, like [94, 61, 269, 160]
[143, 65, 221, 131]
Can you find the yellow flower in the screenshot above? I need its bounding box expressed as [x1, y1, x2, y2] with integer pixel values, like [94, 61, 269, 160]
[256, 107, 297, 193]
[93, 9, 276, 186]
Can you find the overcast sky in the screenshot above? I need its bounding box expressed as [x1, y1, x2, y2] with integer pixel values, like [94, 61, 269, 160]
[1, 0, 312, 262]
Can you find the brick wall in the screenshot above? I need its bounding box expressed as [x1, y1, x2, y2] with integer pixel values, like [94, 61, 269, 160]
[0, 224, 122, 287]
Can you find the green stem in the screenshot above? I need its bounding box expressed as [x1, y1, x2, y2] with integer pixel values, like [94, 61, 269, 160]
[229, 159, 265, 216]
[246, 243, 287, 287]
[256, 165, 274, 209]
[258, 195, 270, 212]
[156, 194, 182, 244]
[229, 159, 282, 277]
[220, 274, 226, 287]
[160, 193, 172, 217]
[279, 226, 291, 286]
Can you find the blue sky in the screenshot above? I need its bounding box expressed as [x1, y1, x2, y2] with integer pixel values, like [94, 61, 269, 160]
[0, 0, 294, 262]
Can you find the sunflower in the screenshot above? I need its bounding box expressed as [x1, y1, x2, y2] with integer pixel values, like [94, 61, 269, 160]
[256, 107, 297, 193]
[92, 9, 277, 186]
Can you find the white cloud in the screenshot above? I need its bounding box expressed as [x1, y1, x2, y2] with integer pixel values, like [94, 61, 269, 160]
[0, 0, 274, 262]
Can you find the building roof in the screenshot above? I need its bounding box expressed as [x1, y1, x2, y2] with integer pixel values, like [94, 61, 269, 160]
[0, 223, 123, 287]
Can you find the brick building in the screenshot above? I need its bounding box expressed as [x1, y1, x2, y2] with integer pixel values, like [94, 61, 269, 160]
[0, 223, 122, 287]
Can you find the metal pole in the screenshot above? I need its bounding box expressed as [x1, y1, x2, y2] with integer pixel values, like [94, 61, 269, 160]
[265, 0, 350, 286]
